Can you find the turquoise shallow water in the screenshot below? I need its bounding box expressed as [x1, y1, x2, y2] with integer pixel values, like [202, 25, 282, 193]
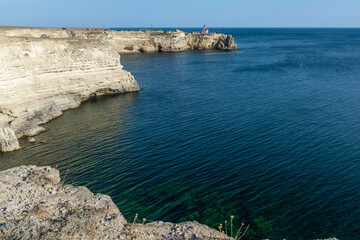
[1, 28, 360, 239]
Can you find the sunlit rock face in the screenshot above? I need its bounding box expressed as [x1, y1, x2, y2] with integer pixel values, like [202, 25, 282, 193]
[0, 31, 139, 151]
[0, 166, 127, 239]
[0, 127, 20, 152]
[107, 30, 238, 53]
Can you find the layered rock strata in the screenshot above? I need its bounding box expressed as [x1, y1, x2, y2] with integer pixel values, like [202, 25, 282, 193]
[0, 165, 231, 240]
[0, 34, 139, 152]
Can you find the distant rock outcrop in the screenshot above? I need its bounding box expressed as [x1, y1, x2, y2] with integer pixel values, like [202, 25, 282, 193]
[0, 27, 238, 54]
[107, 30, 238, 53]
[186, 33, 236, 50]
[0, 165, 231, 240]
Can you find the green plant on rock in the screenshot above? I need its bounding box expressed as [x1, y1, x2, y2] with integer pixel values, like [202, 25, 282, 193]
[217, 215, 250, 240]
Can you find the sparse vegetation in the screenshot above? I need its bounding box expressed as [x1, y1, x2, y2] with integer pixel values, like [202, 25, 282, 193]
[59, 168, 70, 186]
[131, 212, 251, 239]
[217, 216, 249, 240]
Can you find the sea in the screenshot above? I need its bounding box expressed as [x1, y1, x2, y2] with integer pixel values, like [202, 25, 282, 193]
[1, 28, 360, 239]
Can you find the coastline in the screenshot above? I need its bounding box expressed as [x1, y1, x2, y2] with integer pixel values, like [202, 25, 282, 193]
[0, 26, 237, 152]
[0, 27, 345, 239]
[0, 27, 239, 239]
[0, 26, 238, 53]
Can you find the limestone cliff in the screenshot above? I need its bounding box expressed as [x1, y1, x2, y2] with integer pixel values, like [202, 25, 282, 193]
[0, 35, 139, 152]
[0, 165, 231, 240]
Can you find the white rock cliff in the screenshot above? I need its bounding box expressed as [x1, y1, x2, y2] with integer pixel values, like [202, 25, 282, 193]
[0, 31, 140, 152]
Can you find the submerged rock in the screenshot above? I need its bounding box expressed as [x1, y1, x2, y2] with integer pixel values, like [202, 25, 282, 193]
[0, 165, 231, 240]
[0, 127, 21, 152]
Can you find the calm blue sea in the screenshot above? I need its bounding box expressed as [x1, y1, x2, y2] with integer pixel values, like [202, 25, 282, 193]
[1, 28, 360, 239]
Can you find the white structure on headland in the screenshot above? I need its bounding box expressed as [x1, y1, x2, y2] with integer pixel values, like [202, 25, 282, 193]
[202, 24, 209, 34]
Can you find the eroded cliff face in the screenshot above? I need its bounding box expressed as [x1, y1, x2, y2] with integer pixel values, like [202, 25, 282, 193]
[106, 30, 237, 53]
[0, 165, 231, 240]
[108, 30, 189, 53]
[0, 35, 139, 152]
[186, 33, 236, 50]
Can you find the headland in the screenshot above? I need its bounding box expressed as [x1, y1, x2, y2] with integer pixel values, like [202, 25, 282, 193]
[0, 26, 237, 152]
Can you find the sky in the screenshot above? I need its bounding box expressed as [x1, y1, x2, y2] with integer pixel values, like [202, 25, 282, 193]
[0, 0, 359, 28]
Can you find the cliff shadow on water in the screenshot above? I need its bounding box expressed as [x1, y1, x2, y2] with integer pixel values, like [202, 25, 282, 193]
[0, 92, 139, 171]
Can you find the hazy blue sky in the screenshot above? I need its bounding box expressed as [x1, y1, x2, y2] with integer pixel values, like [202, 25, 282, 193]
[1, 0, 359, 28]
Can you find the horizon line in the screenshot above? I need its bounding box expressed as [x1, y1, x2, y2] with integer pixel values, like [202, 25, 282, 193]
[2, 25, 360, 29]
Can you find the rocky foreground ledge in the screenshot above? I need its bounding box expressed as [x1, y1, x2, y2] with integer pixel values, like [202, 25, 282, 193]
[0, 165, 230, 240]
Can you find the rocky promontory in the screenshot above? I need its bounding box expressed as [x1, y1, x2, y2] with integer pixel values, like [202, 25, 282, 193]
[0, 27, 237, 152]
[0, 165, 231, 240]
[0, 27, 238, 53]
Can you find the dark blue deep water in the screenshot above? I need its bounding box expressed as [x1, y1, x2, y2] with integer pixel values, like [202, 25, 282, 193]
[1, 28, 360, 239]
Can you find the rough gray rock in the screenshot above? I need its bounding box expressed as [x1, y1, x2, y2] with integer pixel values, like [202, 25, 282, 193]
[126, 221, 232, 240]
[0, 166, 232, 240]
[0, 166, 126, 240]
